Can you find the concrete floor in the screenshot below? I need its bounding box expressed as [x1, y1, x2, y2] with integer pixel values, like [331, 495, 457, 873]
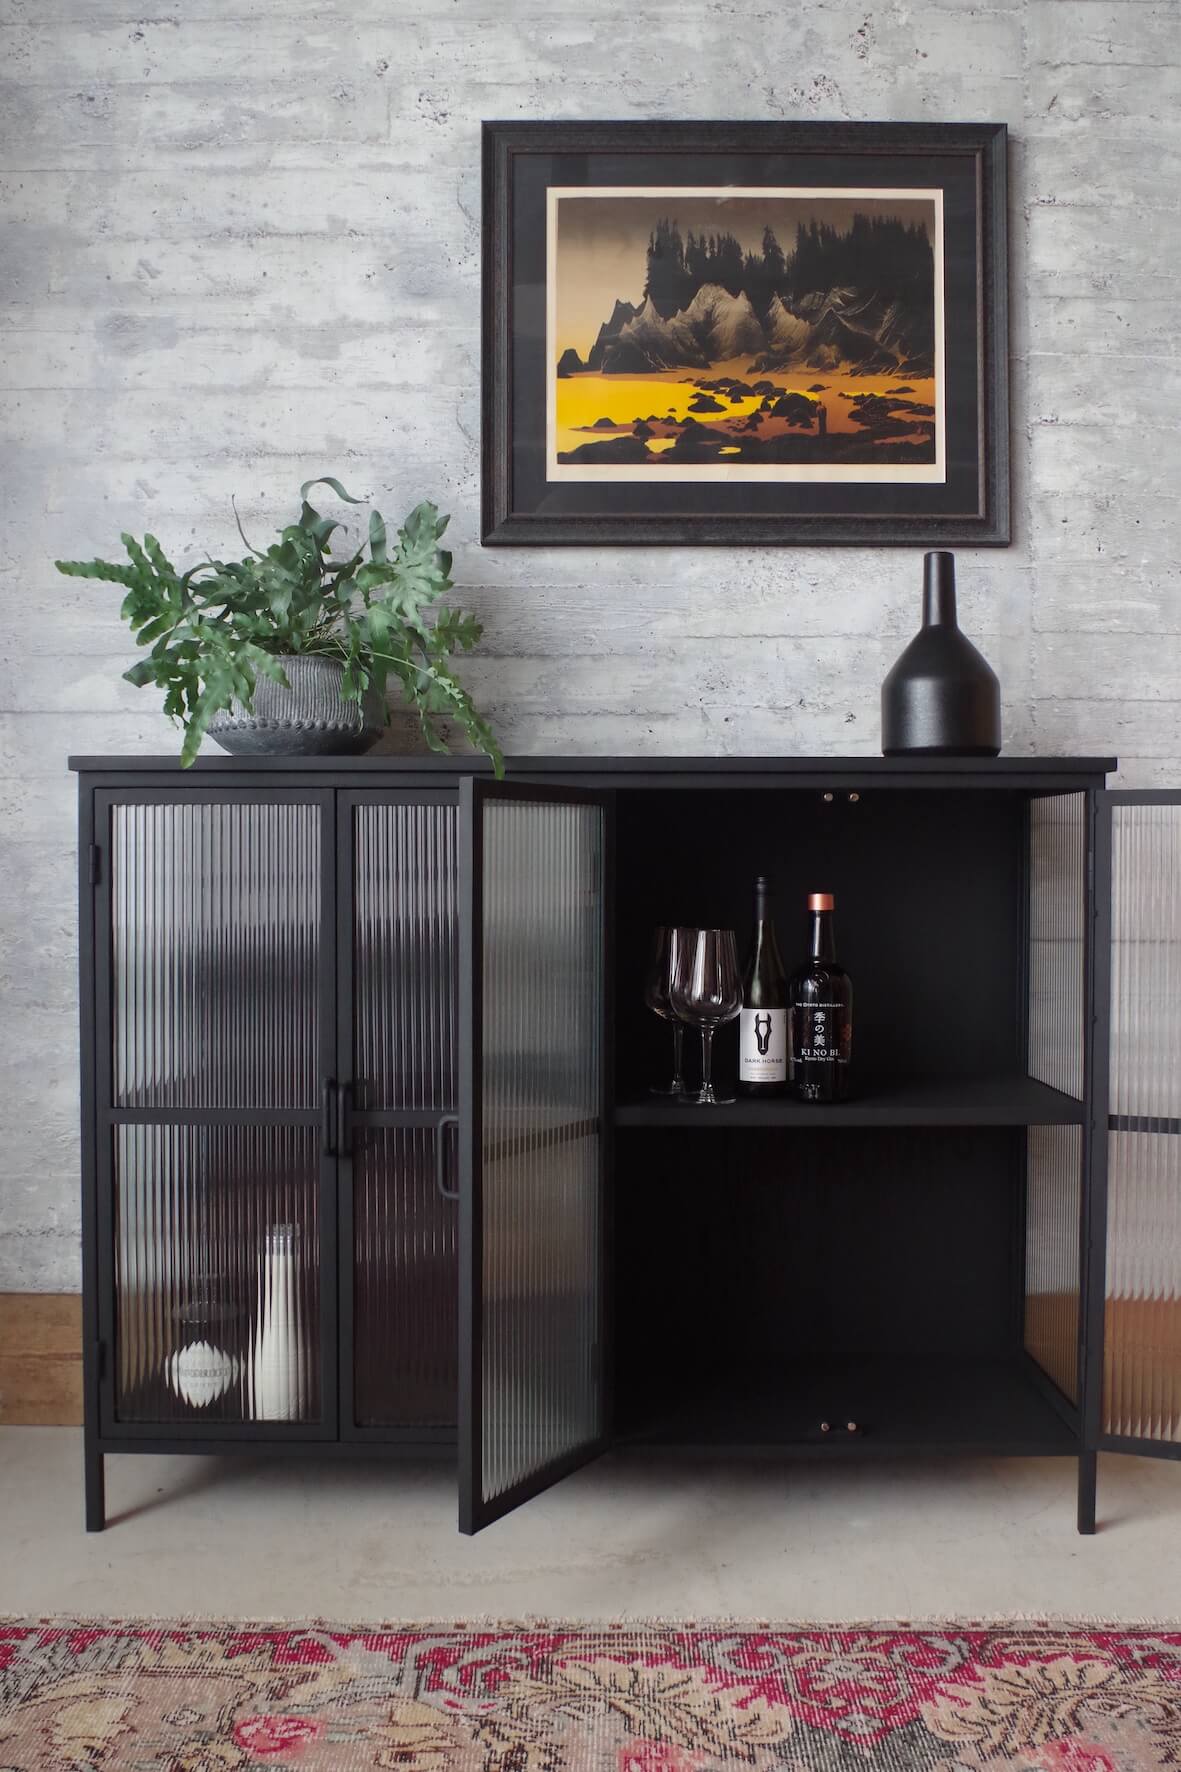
[2, 1430, 1179, 1621]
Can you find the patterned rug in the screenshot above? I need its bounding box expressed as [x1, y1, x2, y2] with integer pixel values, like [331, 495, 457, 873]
[2, 1622, 1181, 1771]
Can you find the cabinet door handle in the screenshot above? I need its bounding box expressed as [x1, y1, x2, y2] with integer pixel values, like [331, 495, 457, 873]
[337, 1081, 354, 1155]
[436, 1112, 460, 1201]
[321, 1080, 337, 1157]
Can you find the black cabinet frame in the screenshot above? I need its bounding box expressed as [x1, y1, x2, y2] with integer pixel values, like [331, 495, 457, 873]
[71, 752, 1181, 1538]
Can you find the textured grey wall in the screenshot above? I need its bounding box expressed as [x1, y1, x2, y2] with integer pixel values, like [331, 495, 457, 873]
[1, 0, 1177, 1289]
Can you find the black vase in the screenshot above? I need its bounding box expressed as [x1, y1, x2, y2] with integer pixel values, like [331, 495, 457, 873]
[881, 552, 1001, 757]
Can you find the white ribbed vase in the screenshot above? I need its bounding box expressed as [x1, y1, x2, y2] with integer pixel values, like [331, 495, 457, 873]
[166, 1340, 240, 1409]
[209, 655, 384, 756]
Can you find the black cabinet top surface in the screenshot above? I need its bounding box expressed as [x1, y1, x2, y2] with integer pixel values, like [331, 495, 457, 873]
[70, 753, 1115, 787]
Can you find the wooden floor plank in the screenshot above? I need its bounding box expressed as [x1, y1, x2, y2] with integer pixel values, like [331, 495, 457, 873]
[0, 1293, 83, 1425]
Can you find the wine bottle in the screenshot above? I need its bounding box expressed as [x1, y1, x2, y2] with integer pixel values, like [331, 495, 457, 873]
[789, 892, 853, 1102]
[738, 875, 787, 1095]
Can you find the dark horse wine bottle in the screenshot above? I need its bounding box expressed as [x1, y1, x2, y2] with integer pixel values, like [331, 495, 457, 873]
[789, 893, 853, 1103]
[738, 875, 787, 1096]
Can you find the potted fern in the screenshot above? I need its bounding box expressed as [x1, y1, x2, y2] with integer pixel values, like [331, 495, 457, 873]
[56, 476, 502, 771]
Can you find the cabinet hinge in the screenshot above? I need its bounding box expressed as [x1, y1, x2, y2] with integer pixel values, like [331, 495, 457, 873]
[88, 843, 101, 886]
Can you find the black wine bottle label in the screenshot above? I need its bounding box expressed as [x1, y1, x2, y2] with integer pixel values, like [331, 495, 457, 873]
[789, 1002, 852, 1066]
[739, 1007, 786, 1082]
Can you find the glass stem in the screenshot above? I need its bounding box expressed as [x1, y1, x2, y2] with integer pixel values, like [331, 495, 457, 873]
[671, 1022, 685, 1091]
[701, 1026, 715, 1099]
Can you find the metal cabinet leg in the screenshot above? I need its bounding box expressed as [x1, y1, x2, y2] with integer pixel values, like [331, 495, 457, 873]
[1077, 1449, 1097, 1535]
[85, 1441, 106, 1532]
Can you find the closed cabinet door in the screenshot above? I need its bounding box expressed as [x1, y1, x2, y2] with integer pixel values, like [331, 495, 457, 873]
[338, 792, 460, 1441]
[458, 780, 611, 1533]
[95, 791, 337, 1439]
[1089, 792, 1181, 1461]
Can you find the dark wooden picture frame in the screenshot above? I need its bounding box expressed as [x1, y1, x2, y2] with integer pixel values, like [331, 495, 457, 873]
[482, 120, 1009, 547]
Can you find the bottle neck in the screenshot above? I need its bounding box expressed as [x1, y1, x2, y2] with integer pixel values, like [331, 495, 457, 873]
[809, 911, 836, 962]
[923, 552, 957, 627]
[751, 886, 783, 970]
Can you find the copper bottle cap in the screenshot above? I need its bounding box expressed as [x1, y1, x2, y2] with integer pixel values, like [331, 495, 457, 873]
[808, 892, 835, 911]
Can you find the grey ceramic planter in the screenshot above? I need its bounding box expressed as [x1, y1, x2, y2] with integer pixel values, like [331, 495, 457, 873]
[209, 655, 385, 756]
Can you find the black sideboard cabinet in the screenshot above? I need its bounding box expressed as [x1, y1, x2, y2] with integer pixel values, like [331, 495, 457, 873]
[69, 754, 1181, 1535]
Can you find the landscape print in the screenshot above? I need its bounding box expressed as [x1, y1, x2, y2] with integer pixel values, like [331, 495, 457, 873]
[547, 188, 944, 482]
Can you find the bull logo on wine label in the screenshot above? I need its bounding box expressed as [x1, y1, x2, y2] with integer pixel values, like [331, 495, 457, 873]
[754, 1013, 772, 1055]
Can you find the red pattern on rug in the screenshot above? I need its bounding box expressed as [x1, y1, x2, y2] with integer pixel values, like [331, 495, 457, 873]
[1, 1622, 1180, 1770]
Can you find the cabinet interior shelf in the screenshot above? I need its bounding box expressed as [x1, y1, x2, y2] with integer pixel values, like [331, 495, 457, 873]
[616, 1356, 1078, 1456]
[614, 1074, 1085, 1129]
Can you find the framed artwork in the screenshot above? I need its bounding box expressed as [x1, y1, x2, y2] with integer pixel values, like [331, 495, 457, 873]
[481, 121, 1009, 546]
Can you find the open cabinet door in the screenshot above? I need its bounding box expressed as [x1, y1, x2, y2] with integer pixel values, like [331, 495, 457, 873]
[458, 779, 611, 1533]
[1087, 792, 1181, 1506]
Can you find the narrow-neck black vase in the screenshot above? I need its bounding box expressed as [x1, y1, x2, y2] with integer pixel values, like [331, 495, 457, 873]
[881, 552, 1001, 757]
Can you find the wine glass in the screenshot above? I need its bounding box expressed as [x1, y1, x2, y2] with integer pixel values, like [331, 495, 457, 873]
[643, 925, 688, 1095]
[670, 928, 742, 1106]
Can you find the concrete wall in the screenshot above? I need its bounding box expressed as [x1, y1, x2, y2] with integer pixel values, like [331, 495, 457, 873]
[1, 0, 1178, 1289]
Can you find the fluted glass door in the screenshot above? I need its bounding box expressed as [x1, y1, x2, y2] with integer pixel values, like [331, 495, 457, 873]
[1094, 793, 1181, 1456]
[339, 792, 460, 1439]
[458, 780, 609, 1534]
[96, 791, 336, 1438]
